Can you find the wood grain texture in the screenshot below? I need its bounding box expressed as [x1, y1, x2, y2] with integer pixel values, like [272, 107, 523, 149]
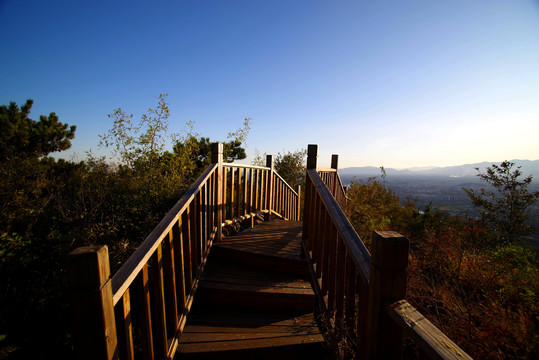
[386, 300, 473, 360]
[177, 219, 327, 359]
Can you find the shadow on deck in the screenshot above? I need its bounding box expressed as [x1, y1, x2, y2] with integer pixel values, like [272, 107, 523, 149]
[176, 219, 329, 359]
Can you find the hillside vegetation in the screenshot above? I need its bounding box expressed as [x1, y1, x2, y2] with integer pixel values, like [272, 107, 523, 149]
[0, 97, 249, 359]
[343, 174, 538, 359]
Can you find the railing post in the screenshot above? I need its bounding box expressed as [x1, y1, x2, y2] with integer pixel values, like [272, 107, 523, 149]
[365, 231, 409, 359]
[307, 144, 318, 170]
[264, 155, 274, 221]
[212, 142, 223, 242]
[68, 245, 118, 360]
[303, 145, 317, 241]
[331, 154, 338, 197]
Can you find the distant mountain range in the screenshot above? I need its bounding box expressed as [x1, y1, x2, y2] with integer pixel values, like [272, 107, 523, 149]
[338, 160, 539, 179]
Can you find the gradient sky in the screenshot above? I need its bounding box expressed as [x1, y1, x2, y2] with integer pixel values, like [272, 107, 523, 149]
[1, 0, 538, 168]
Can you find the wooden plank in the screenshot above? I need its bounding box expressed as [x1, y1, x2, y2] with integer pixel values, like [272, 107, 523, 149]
[222, 167, 228, 223]
[164, 230, 179, 337]
[190, 201, 199, 281]
[173, 220, 186, 314]
[320, 211, 332, 296]
[68, 245, 118, 360]
[182, 208, 193, 292]
[335, 233, 346, 326]
[237, 167, 242, 217]
[152, 245, 168, 358]
[115, 289, 134, 360]
[230, 167, 235, 219]
[265, 156, 274, 220]
[386, 300, 473, 360]
[326, 223, 337, 312]
[138, 264, 154, 360]
[344, 251, 356, 333]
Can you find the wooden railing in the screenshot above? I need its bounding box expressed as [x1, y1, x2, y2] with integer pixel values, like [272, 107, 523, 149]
[67, 144, 299, 360]
[302, 144, 472, 360]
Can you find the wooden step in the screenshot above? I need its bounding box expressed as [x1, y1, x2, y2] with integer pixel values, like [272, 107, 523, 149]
[176, 220, 328, 359]
[212, 220, 309, 275]
[196, 260, 314, 312]
[177, 307, 327, 360]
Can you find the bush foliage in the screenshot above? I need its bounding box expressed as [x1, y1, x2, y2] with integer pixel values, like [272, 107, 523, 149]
[0, 97, 249, 359]
[344, 175, 538, 359]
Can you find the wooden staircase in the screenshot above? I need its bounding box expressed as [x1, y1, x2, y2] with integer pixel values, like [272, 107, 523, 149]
[176, 220, 328, 359]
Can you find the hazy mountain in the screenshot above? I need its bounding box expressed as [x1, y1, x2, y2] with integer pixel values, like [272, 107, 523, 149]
[339, 159, 539, 180]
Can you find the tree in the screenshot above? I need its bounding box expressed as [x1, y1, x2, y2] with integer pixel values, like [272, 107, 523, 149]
[0, 99, 76, 161]
[274, 149, 306, 189]
[343, 177, 410, 243]
[463, 161, 539, 247]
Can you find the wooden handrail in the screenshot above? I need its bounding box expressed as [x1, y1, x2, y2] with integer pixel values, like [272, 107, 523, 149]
[302, 144, 472, 360]
[222, 163, 270, 171]
[111, 163, 218, 304]
[386, 300, 473, 360]
[306, 169, 370, 283]
[318, 168, 348, 207]
[68, 143, 300, 359]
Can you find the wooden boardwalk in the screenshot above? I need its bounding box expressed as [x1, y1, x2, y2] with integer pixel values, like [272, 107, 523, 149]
[176, 220, 328, 359]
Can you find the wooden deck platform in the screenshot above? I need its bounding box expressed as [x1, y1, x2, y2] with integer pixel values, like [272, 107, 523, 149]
[176, 220, 328, 359]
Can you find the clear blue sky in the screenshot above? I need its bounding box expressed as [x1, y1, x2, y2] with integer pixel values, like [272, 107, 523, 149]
[2, 0, 538, 168]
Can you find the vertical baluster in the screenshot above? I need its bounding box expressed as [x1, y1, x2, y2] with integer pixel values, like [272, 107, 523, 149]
[236, 168, 242, 217]
[115, 290, 135, 360]
[251, 168, 255, 215]
[230, 167, 235, 219]
[314, 196, 324, 277]
[321, 212, 332, 296]
[189, 200, 198, 278]
[201, 185, 206, 250]
[265, 156, 274, 220]
[204, 181, 210, 244]
[152, 245, 168, 357]
[282, 181, 285, 217]
[315, 203, 325, 279]
[327, 226, 338, 313]
[164, 228, 179, 335]
[303, 175, 312, 243]
[173, 219, 186, 314]
[297, 185, 301, 221]
[307, 182, 317, 252]
[223, 167, 228, 222]
[262, 169, 267, 211]
[243, 168, 248, 217]
[357, 272, 369, 356]
[197, 191, 204, 264]
[182, 208, 193, 293]
[255, 169, 260, 212]
[335, 234, 346, 328]
[344, 252, 356, 334]
[138, 264, 154, 360]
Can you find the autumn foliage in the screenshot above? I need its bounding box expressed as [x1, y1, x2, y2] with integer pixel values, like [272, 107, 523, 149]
[344, 177, 538, 359]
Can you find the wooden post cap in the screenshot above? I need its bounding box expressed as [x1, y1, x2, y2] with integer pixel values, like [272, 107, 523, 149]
[307, 144, 318, 169]
[371, 231, 409, 272]
[211, 142, 223, 164]
[331, 154, 339, 170]
[68, 245, 111, 290]
[266, 154, 274, 169]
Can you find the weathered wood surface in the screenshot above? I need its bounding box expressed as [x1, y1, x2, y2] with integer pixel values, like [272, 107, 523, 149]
[68, 245, 118, 360]
[387, 300, 473, 360]
[176, 220, 327, 359]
